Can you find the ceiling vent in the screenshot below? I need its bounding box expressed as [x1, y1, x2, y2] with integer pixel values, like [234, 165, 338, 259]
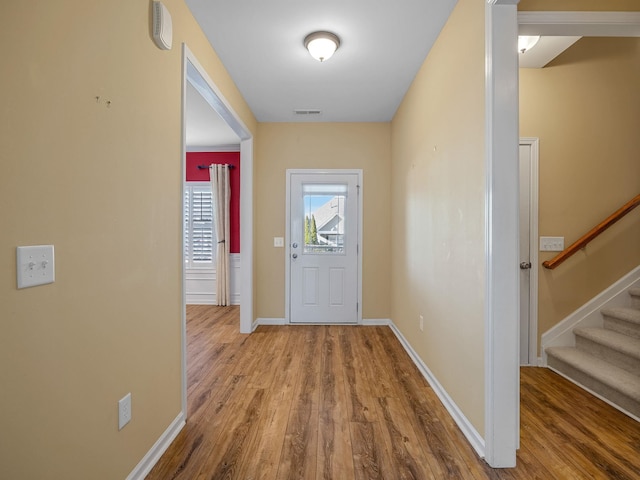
[294, 109, 322, 116]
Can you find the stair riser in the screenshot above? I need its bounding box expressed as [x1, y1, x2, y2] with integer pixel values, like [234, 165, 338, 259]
[631, 294, 640, 310]
[575, 336, 640, 375]
[604, 317, 640, 340]
[547, 355, 640, 419]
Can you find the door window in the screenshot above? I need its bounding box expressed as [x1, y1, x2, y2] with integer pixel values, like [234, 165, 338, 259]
[302, 183, 347, 254]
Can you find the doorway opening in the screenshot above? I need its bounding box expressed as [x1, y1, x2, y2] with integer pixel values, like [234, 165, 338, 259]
[181, 45, 254, 416]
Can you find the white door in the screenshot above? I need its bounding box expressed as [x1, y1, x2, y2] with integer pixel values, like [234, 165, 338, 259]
[519, 139, 538, 365]
[288, 171, 360, 323]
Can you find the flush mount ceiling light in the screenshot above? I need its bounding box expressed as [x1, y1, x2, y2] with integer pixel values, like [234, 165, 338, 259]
[304, 31, 340, 62]
[518, 35, 540, 54]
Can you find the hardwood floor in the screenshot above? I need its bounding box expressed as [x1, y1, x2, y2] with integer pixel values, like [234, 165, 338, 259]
[146, 306, 640, 479]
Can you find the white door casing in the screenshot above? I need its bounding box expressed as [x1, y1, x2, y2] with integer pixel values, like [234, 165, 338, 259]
[286, 170, 362, 324]
[519, 138, 539, 366]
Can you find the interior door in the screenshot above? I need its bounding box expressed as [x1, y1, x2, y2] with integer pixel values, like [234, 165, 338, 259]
[289, 172, 359, 323]
[519, 139, 540, 366]
[519, 143, 532, 364]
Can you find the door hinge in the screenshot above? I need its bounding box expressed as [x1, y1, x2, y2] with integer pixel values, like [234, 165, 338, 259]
[357, 302, 359, 313]
[357, 185, 360, 195]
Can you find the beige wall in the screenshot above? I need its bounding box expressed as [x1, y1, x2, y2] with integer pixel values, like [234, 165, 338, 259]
[390, 0, 486, 435]
[255, 123, 391, 320]
[519, 0, 640, 11]
[520, 37, 640, 344]
[0, 1, 255, 479]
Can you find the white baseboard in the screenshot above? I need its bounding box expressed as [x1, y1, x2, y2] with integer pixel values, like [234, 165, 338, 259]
[541, 265, 640, 364]
[126, 411, 185, 480]
[256, 318, 392, 327]
[256, 318, 286, 326]
[388, 322, 486, 458]
[185, 294, 240, 306]
[362, 318, 392, 326]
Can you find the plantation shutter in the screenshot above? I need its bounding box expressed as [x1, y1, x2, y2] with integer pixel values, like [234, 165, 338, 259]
[184, 184, 215, 267]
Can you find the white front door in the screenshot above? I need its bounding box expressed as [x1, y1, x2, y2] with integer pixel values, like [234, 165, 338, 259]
[288, 171, 360, 324]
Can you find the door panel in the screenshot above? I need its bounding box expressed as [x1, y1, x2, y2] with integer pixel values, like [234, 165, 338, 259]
[303, 267, 319, 306]
[519, 143, 531, 365]
[289, 172, 359, 323]
[519, 139, 539, 366]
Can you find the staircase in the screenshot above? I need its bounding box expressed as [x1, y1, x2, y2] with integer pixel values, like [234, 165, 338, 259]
[546, 287, 640, 420]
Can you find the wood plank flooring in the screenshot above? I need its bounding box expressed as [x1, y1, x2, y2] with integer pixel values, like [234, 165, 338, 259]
[146, 306, 640, 479]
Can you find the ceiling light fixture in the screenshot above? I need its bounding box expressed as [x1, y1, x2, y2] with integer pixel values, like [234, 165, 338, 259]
[304, 31, 340, 62]
[518, 35, 540, 54]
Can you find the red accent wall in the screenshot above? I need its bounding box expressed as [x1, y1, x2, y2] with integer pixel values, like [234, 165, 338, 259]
[186, 152, 240, 253]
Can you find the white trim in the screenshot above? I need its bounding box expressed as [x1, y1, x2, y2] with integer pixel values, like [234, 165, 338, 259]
[520, 137, 539, 366]
[285, 169, 363, 325]
[256, 318, 391, 327]
[180, 44, 188, 425]
[285, 170, 291, 325]
[518, 11, 640, 37]
[186, 144, 240, 152]
[484, 0, 520, 467]
[257, 318, 286, 326]
[389, 322, 485, 458]
[185, 254, 241, 305]
[184, 55, 251, 142]
[126, 412, 185, 480]
[239, 137, 254, 333]
[362, 318, 392, 326]
[541, 266, 640, 363]
[229, 253, 241, 306]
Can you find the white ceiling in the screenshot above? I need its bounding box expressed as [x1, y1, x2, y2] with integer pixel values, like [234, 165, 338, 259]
[185, 82, 239, 148]
[185, 0, 458, 122]
[183, 7, 640, 146]
[518, 36, 582, 68]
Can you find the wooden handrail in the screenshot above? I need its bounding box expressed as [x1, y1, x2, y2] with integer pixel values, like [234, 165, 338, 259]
[542, 193, 640, 270]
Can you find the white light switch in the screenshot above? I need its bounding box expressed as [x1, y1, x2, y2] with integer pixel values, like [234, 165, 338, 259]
[539, 236, 564, 252]
[273, 237, 284, 248]
[17, 245, 55, 288]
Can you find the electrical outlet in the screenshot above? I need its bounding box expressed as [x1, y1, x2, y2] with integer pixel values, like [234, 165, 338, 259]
[419, 315, 424, 332]
[118, 393, 132, 430]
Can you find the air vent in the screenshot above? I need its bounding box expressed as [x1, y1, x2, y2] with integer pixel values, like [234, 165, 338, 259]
[294, 109, 322, 116]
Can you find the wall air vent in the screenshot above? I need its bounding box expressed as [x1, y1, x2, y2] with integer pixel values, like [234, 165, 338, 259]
[294, 109, 322, 116]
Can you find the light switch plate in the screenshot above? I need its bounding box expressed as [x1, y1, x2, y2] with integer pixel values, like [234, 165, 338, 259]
[539, 236, 564, 252]
[274, 237, 284, 247]
[17, 245, 55, 288]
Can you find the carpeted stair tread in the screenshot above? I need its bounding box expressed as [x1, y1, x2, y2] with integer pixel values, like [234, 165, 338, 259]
[574, 327, 640, 361]
[601, 307, 640, 325]
[630, 288, 640, 308]
[546, 346, 640, 402]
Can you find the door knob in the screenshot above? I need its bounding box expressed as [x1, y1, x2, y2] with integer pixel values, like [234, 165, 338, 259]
[292, 253, 298, 259]
[520, 262, 532, 270]
[292, 243, 298, 248]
